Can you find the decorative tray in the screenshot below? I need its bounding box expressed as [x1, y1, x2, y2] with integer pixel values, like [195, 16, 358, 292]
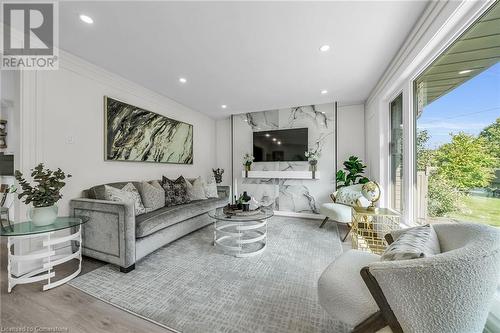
[223, 207, 261, 216]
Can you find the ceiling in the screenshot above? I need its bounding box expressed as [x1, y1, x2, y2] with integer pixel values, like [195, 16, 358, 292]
[59, 1, 429, 118]
[416, 1, 500, 115]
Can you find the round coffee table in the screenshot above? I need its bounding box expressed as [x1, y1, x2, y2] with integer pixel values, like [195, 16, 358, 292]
[0, 216, 89, 292]
[209, 208, 273, 257]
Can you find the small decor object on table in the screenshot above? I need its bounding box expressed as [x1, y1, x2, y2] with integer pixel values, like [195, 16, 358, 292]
[361, 181, 381, 212]
[14, 163, 71, 226]
[351, 206, 401, 255]
[240, 191, 251, 211]
[0, 216, 89, 292]
[212, 168, 224, 184]
[305, 149, 321, 179]
[243, 153, 254, 177]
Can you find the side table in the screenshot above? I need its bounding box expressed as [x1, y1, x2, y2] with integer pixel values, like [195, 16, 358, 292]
[351, 207, 401, 254]
[0, 216, 89, 292]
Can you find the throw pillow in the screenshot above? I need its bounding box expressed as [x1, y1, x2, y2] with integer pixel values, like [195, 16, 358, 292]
[185, 176, 207, 200]
[162, 176, 190, 206]
[136, 181, 165, 212]
[203, 175, 218, 198]
[103, 183, 146, 215]
[335, 184, 364, 207]
[149, 180, 163, 190]
[381, 224, 441, 261]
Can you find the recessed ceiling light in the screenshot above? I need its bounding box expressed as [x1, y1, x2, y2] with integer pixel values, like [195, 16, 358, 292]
[321, 90, 328, 94]
[459, 69, 473, 75]
[221, 105, 227, 109]
[179, 77, 187, 84]
[265, 133, 270, 137]
[272, 138, 277, 142]
[277, 141, 282, 145]
[319, 45, 330, 52]
[79, 14, 94, 24]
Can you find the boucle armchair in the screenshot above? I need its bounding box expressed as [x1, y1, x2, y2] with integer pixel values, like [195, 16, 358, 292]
[318, 223, 500, 333]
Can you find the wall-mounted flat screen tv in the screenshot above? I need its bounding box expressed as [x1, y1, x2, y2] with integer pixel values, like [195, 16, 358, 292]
[253, 128, 308, 162]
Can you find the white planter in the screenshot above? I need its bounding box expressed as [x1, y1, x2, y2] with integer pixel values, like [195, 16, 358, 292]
[28, 205, 58, 226]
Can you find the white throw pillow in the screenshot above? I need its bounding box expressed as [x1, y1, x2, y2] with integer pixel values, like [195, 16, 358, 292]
[103, 183, 146, 216]
[185, 177, 208, 200]
[204, 175, 218, 198]
[335, 184, 365, 207]
[381, 224, 441, 261]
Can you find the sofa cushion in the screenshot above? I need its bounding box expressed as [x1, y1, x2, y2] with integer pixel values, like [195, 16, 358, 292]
[162, 176, 190, 206]
[135, 197, 227, 238]
[204, 175, 219, 198]
[185, 176, 207, 200]
[103, 183, 146, 215]
[136, 181, 165, 213]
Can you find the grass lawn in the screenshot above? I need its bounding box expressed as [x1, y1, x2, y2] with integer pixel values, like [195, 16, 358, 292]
[449, 196, 500, 227]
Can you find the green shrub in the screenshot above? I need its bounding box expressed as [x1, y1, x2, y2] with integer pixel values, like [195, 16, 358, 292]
[427, 173, 464, 217]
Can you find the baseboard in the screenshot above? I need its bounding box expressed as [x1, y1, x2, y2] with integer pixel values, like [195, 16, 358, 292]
[273, 211, 325, 220]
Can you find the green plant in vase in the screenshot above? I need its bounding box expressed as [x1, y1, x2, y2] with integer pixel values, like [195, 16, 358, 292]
[15, 163, 71, 226]
[336, 155, 369, 188]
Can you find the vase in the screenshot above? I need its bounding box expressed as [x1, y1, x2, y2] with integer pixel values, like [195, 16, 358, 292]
[309, 160, 318, 179]
[28, 205, 58, 226]
[245, 164, 251, 172]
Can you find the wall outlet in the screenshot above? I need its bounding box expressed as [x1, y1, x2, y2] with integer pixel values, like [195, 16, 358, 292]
[66, 136, 75, 144]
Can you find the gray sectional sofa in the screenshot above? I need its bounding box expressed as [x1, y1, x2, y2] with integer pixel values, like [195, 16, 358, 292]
[70, 181, 229, 272]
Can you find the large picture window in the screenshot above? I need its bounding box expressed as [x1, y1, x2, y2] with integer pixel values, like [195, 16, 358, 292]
[413, 2, 500, 226]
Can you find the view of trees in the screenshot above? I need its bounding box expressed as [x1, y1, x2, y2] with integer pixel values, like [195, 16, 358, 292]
[418, 117, 500, 217]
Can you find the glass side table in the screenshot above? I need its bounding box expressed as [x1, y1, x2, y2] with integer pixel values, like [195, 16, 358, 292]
[209, 208, 273, 258]
[0, 216, 89, 292]
[351, 207, 401, 255]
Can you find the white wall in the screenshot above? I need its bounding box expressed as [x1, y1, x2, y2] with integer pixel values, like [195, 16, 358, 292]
[19, 50, 217, 217]
[215, 118, 232, 187]
[364, 0, 494, 222]
[0, 71, 21, 221]
[337, 104, 365, 167]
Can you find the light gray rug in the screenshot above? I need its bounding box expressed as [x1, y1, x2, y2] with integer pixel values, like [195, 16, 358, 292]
[69, 216, 348, 333]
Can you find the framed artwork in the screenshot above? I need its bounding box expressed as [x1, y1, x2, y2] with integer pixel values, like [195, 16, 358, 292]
[104, 96, 193, 164]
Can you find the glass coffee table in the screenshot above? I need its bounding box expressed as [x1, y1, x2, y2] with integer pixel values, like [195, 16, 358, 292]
[0, 216, 89, 292]
[209, 208, 273, 257]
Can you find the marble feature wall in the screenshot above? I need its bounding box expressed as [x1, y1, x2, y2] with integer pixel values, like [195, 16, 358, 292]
[233, 104, 335, 214]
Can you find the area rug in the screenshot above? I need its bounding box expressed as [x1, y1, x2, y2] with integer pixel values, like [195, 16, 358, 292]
[69, 216, 348, 333]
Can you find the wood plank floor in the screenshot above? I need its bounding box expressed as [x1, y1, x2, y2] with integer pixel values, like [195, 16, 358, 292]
[0, 240, 174, 333]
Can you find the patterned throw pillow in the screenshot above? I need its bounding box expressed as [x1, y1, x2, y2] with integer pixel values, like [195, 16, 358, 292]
[203, 175, 218, 198]
[335, 184, 364, 207]
[103, 183, 146, 215]
[381, 224, 441, 261]
[162, 176, 190, 206]
[185, 177, 207, 200]
[136, 181, 165, 213]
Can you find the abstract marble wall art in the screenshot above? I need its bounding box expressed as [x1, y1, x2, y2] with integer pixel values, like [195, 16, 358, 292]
[105, 97, 193, 164]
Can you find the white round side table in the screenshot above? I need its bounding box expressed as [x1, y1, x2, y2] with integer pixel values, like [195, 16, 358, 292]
[0, 216, 89, 292]
[209, 209, 273, 258]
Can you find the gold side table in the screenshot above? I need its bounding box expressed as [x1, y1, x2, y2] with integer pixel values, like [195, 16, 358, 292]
[351, 207, 401, 254]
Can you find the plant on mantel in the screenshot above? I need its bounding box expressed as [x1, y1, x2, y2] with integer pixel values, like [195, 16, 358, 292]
[336, 156, 369, 188]
[243, 153, 254, 172]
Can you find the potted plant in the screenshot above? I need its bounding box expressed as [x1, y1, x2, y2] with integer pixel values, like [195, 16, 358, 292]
[243, 153, 254, 176]
[305, 149, 321, 178]
[14, 163, 71, 226]
[336, 155, 369, 188]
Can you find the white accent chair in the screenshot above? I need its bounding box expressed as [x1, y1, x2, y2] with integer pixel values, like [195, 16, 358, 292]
[319, 184, 370, 241]
[318, 223, 500, 333]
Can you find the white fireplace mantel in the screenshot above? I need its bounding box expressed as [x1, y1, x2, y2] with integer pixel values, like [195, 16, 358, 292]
[241, 170, 320, 180]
